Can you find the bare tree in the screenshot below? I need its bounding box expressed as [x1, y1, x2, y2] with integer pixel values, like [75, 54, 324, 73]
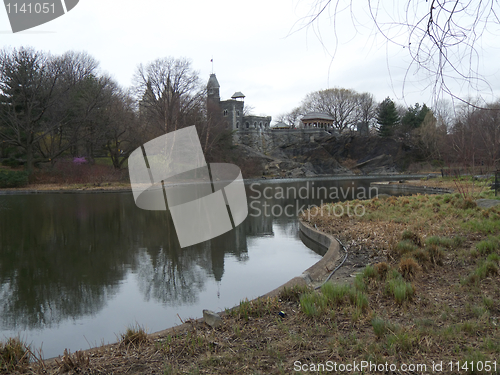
[103, 88, 142, 169]
[356, 92, 377, 131]
[276, 106, 302, 127]
[296, 1, 500, 105]
[301, 88, 360, 133]
[134, 57, 205, 138]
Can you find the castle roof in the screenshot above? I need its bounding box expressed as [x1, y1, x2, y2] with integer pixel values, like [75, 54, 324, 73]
[231, 91, 245, 99]
[301, 112, 334, 121]
[207, 73, 220, 89]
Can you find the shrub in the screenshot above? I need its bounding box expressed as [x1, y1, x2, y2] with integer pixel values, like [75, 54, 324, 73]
[1, 158, 20, 168]
[0, 170, 29, 188]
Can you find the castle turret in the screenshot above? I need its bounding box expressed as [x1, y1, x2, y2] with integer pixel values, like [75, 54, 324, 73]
[207, 73, 220, 104]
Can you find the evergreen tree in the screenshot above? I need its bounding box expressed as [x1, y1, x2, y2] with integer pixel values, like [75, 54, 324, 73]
[376, 97, 400, 137]
[401, 103, 430, 130]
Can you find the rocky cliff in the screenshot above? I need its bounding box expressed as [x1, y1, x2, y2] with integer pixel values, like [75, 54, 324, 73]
[235, 134, 415, 178]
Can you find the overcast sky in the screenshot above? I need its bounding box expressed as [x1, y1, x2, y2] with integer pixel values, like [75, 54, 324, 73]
[2, 0, 500, 122]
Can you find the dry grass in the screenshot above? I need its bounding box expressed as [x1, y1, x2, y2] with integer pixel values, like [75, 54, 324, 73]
[54, 349, 90, 374]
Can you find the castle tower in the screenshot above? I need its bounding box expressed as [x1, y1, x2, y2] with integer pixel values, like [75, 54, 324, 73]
[207, 73, 220, 104]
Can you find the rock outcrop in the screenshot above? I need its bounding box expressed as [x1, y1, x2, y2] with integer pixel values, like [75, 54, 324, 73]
[235, 133, 415, 178]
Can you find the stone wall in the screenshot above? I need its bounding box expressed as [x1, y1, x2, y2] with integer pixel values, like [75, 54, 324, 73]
[234, 128, 332, 153]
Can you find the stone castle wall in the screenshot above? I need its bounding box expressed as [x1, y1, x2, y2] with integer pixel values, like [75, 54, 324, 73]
[234, 128, 332, 153]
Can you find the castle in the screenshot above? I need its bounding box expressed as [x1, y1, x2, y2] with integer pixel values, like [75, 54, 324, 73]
[207, 74, 331, 153]
[207, 74, 272, 131]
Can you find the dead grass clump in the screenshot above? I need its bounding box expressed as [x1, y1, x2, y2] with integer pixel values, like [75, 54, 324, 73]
[0, 337, 29, 372]
[55, 349, 90, 374]
[120, 324, 149, 347]
[399, 257, 421, 280]
[412, 249, 430, 266]
[427, 244, 444, 266]
[374, 262, 389, 279]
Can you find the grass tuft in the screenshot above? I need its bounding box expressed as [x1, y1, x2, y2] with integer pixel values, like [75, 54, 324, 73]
[395, 240, 419, 256]
[386, 272, 414, 304]
[371, 317, 387, 338]
[476, 238, 500, 255]
[55, 349, 90, 374]
[120, 324, 149, 347]
[398, 257, 420, 280]
[0, 337, 29, 372]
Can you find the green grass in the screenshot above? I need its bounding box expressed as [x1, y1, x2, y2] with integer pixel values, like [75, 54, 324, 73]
[320, 282, 349, 305]
[476, 237, 500, 255]
[371, 317, 387, 337]
[395, 240, 419, 255]
[463, 259, 499, 285]
[299, 293, 321, 317]
[425, 236, 454, 248]
[386, 272, 414, 303]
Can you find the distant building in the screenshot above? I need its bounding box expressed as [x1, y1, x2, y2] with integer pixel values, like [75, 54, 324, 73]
[207, 74, 271, 131]
[301, 112, 335, 130]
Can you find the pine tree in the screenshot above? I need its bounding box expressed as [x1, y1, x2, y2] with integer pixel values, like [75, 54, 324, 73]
[401, 103, 430, 130]
[376, 97, 399, 137]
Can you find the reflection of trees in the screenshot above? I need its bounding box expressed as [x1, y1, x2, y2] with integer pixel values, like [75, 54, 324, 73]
[0, 193, 257, 329]
[0, 194, 135, 329]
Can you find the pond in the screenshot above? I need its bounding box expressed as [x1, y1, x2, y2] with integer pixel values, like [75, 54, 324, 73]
[0, 176, 410, 359]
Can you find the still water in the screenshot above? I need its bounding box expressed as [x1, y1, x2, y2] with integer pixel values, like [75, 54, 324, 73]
[0, 177, 400, 359]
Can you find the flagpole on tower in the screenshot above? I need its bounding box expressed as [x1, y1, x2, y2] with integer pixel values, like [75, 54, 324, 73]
[211, 56, 214, 74]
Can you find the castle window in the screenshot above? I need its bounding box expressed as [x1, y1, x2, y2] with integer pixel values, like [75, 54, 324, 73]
[246, 122, 249, 128]
[237, 110, 240, 116]
[254, 122, 257, 128]
[265, 122, 268, 127]
[223, 109, 228, 116]
[236, 121, 239, 128]
[259, 121, 263, 128]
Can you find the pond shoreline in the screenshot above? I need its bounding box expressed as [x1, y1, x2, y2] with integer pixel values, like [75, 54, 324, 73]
[0, 173, 433, 195]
